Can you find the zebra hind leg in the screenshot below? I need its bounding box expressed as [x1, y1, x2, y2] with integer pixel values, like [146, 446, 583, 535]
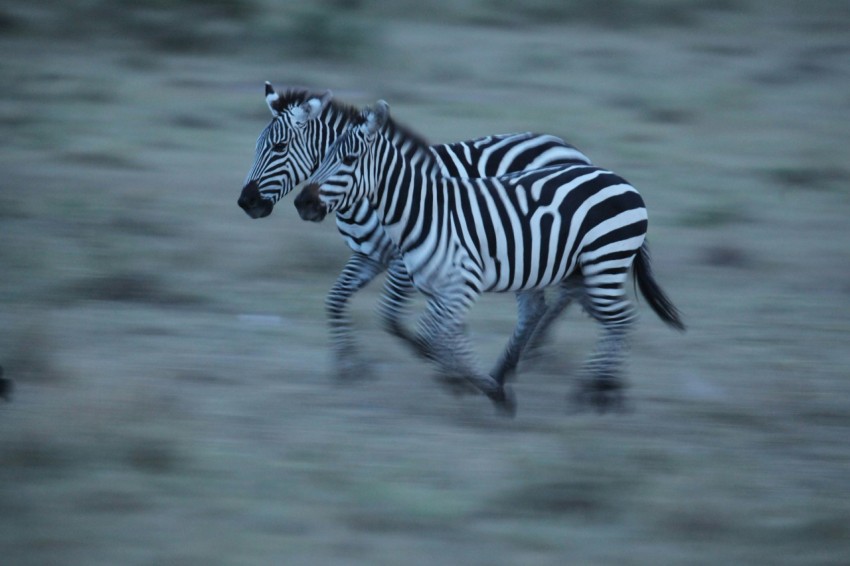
[326, 253, 386, 381]
[524, 281, 579, 360]
[572, 276, 636, 413]
[489, 290, 547, 384]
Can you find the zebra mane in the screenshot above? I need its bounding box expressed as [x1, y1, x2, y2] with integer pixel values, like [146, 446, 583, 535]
[270, 88, 438, 173]
[378, 115, 441, 175]
[270, 88, 361, 123]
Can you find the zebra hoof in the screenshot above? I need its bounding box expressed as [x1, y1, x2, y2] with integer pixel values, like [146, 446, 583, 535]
[488, 363, 518, 386]
[488, 385, 517, 418]
[332, 357, 376, 383]
[572, 378, 627, 414]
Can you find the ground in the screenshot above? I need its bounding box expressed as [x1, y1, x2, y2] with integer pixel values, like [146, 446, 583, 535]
[1, 1, 849, 564]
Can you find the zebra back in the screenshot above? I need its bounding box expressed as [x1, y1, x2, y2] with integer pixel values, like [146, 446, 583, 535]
[432, 132, 590, 178]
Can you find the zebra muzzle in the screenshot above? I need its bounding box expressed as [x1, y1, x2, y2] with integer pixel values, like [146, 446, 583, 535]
[238, 180, 274, 219]
[294, 183, 328, 222]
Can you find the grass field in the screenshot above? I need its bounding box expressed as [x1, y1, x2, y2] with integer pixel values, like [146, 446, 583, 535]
[2, 1, 849, 564]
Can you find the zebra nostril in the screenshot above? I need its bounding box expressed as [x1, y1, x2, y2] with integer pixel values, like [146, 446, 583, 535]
[239, 180, 262, 210]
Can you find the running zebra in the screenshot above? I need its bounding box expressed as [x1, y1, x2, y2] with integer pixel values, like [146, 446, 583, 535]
[238, 83, 592, 377]
[294, 101, 684, 416]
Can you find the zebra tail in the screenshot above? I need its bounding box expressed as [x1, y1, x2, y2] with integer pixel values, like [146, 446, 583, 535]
[633, 242, 686, 331]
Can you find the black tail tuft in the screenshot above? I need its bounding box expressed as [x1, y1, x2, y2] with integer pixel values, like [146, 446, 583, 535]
[633, 242, 685, 331]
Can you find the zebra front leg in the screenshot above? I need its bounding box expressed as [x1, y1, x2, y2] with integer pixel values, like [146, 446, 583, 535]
[378, 254, 432, 359]
[489, 290, 547, 385]
[326, 252, 386, 380]
[409, 298, 475, 395]
[425, 298, 516, 417]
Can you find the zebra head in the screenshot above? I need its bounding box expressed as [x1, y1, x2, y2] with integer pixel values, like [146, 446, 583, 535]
[294, 101, 389, 223]
[238, 82, 333, 219]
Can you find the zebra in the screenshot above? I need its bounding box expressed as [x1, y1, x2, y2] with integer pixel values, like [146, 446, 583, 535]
[238, 83, 593, 378]
[294, 101, 685, 416]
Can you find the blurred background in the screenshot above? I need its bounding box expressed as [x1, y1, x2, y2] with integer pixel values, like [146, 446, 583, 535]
[1, 1, 849, 564]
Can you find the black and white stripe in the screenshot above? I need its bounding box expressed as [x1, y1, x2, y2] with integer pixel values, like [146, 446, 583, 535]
[297, 101, 684, 415]
[238, 84, 593, 377]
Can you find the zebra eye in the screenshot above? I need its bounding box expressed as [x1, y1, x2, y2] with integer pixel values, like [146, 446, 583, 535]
[342, 155, 357, 166]
[272, 142, 286, 152]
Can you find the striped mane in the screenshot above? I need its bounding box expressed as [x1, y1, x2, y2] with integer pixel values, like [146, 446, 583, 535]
[378, 114, 441, 176]
[270, 88, 361, 124]
[270, 89, 437, 175]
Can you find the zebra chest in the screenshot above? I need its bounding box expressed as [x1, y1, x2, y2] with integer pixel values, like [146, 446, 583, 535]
[334, 209, 393, 259]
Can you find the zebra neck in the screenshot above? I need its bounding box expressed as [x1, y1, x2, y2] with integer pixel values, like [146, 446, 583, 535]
[312, 116, 349, 170]
[321, 105, 354, 138]
[370, 135, 446, 251]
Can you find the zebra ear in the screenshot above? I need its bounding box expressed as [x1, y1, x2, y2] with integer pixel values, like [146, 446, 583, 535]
[374, 100, 390, 126]
[363, 100, 390, 136]
[298, 90, 333, 122]
[265, 81, 280, 116]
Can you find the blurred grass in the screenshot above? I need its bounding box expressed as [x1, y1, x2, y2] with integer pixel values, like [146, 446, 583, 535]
[764, 165, 850, 192]
[476, 0, 712, 28]
[284, 2, 381, 61]
[6, 0, 257, 52]
[1, 1, 850, 565]
[3, 318, 65, 385]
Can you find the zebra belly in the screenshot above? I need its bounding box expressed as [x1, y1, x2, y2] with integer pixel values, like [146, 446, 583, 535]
[400, 233, 475, 298]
